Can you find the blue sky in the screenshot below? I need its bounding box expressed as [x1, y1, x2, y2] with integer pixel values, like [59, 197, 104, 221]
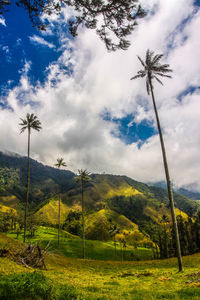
[0, 0, 200, 191]
[0, 2, 61, 89]
[0, 1, 156, 144]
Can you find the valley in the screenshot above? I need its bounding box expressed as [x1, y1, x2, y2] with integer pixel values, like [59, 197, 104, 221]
[1, 151, 200, 299]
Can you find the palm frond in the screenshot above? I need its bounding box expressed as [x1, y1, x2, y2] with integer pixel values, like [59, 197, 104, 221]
[20, 127, 27, 134]
[19, 113, 42, 134]
[137, 55, 145, 68]
[76, 169, 91, 183]
[152, 54, 163, 64]
[154, 76, 163, 85]
[130, 74, 144, 80]
[154, 72, 172, 78]
[55, 158, 67, 169]
[131, 49, 172, 94]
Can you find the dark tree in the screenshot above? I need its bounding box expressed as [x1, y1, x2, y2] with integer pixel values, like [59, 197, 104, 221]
[0, 0, 146, 51]
[19, 113, 42, 243]
[54, 157, 67, 248]
[75, 169, 90, 259]
[131, 49, 182, 271]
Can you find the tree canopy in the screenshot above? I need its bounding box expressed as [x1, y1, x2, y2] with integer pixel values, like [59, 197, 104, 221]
[0, 0, 146, 51]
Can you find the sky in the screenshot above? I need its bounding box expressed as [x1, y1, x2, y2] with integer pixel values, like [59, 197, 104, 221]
[0, 0, 200, 191]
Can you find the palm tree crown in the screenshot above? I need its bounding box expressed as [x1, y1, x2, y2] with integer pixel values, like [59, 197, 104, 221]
[76, 169, 91, 183]
[54, 158, 67, 169]
[131, 49, 172, 94]
[19, 113, 42, 133]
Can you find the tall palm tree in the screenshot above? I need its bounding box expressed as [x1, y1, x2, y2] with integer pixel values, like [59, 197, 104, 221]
[54, 158, 67, 248]
[131, 49, 182, 271]
[75, 169, 91, 259]
[19, 113, 42, 243]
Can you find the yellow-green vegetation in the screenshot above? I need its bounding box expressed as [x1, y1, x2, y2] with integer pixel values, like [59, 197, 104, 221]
[85, 209, 151, 247]
[85, 209, 138, 240]
[106, 184, 142, 198]
[7, 226, 153, 261]
[0, 204, 16, 214]
[65, 175, 144, 210]
[35, 199, 70, 225]
[144, 203, 189, 224]
[0, 195, 19, 210]
[0, 232, 200, 299]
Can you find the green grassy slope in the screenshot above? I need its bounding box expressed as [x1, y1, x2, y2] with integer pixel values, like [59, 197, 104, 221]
[7, 226, 153, 261]
[1, 233, 200, 299]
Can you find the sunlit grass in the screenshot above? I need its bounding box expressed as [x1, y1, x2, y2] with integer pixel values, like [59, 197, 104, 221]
[8, 226, 153, 261]
[1, 232, 200, 299]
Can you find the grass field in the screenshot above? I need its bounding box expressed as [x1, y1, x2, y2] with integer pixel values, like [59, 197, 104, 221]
[1, 230, 200, 299]
[8, 226, 153, 261]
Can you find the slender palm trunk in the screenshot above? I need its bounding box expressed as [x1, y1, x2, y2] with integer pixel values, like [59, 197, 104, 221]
[23, 127, 30, 243]
[149, 77, 182, 271]
[58, 196, 61, 248]
[81, 180, 85, 259]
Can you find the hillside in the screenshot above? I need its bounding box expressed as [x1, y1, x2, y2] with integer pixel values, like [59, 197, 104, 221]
[0, 151, 198, 215]
[1, 232, 200, 299]
[0, 150, 200, 246]
[0, 151, 76, 207]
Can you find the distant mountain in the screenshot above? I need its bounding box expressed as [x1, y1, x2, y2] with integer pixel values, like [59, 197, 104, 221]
[148, 181, 200, 201]
[1, 150, 200, 244]
[0, 150, 199, 228]
[176, 188, 200, 201]
[0, 151, 75, 207]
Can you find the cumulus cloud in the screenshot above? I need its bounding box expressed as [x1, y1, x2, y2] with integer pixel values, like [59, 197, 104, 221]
[1, 0, 200, 191]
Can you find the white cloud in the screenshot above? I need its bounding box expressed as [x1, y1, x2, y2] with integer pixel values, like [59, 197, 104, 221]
[2, 45, 9, 53]
[1, 0, 200, 191]
[29, 35, 55, 49]
[0, 16, 6, 27]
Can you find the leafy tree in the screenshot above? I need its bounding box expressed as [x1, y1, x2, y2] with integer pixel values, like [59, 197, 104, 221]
[131, 49, 182, 271]
[0, 212, 10, 233]
[27, 214, 38, 237]
[0, 167, 20, 194]
[75, 169, 91, 258]
[0, 0, 146, 51]
[54, 157, 67, 248]
[63, 210, 82, 236]
[19, 113, 42, 243]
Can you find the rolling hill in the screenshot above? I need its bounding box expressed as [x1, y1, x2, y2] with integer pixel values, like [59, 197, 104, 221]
[0, 150, 199, 244]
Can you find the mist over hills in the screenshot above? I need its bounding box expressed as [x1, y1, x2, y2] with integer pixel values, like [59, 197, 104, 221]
[149, 181, 200, 201]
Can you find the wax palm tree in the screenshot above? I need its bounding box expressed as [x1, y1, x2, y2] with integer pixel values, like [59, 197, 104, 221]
[75, 169, 91, 259]
[131, 49, 182, 271]
[54, 158, 67, 248]
[19, 113, 42, 243]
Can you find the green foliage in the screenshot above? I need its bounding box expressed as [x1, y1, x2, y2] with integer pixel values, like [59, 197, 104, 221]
[0, 167, 20, 195]
[107, 195, 149, 224]
[0, 271, 82, 300]
[1, 0, 146, 51]
[0, 151, 198, 219]
[0, 151, 75, 207]
[52, 283, 81, 300]
[0, 272, 51, 300]
[63, 210, 82, 236]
